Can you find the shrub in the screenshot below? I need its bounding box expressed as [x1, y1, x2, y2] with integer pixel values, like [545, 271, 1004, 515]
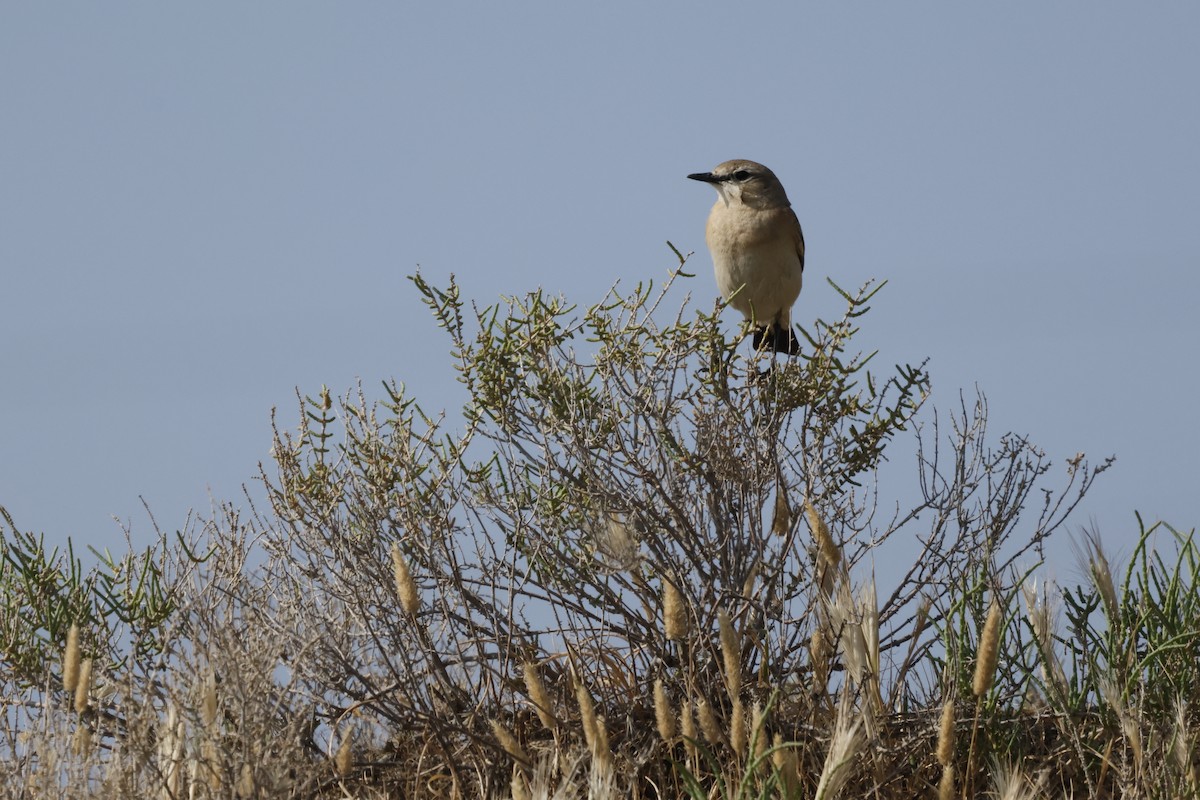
[6, 255, 1193, 800]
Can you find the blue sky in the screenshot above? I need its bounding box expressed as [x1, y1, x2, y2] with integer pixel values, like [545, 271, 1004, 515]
[2, 4, 1197, 572]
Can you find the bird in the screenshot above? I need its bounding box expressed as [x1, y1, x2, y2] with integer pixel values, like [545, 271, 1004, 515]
[688, 159, 805, 355]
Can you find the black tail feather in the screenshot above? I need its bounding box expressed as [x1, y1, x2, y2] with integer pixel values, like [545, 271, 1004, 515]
[752, 325, 801, 356]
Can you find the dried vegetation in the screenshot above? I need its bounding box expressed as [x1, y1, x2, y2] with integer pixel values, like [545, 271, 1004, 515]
[1, 258, 1196, 799]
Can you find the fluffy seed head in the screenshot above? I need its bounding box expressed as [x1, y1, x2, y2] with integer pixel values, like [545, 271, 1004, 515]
[772, 731, 787, 771]
[334, 735, 353, 776]
[522, 662, 556, 731]
[729, 697, 747, 758]
[73, 658, 92, 714]
[697, 699, 723, 746]
[593, 715, 612, 765]
[772, 486, 791, 537]
[200, 738, 222, 791]
[804, 498, 841, 570]
[200, 672, 219, 728]
[236, 763, 255, 798]
[938, 764, 955, 800]
[810, 626, 831, 692]
[490, 719, 530, 766]
[62, 623, 81, 694]
[1081, 531, 1119, 622]
[71, 725, 91, 757]
[751, 702, 768, 763]
[773, 732, 799, 795]
[680, 700, 698, 759]
[718, 610, 742, 699]
[936, 698, 955, 767]
[390, 544, 420, 616]
[511, 764, 531, 800]
[813, 693, 866, 800]
[653, 678, 675, 743]
[663, 580, 689, 641]
[576, 680, 599, 751]
[973, 601, 1003, 698]
[1021, 581, 1068, 698]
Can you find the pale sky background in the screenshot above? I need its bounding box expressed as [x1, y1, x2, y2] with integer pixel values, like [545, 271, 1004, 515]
[2, 4, 1198, 576]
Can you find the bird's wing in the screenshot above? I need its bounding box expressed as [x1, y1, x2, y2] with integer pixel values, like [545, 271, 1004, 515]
[790, 208, 805, 273]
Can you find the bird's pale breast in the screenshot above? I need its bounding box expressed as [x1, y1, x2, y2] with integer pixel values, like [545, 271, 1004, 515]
[705, 202, 803, 326]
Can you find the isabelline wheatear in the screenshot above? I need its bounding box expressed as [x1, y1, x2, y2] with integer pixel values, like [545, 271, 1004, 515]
[688, 159, 805, 355]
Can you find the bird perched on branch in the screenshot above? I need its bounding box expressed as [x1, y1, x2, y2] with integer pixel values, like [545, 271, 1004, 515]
[688, 159, 805, 355]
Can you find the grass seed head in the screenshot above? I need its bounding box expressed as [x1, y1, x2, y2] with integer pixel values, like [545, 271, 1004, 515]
[697, 698, 723, 746]
[1081, 531, 1119, 622]
[200, 672, 219, 728]
[773, 732, 799, 795]
[62, 623, 81, 695]
[663, 579, 689, 641]
[1021, 581, 1068, 699]
[334, 734, 353, 776]
[390, 543, 420, 616]
[680, 700, 698, 759]
[73, 658, 92, 714]
[593, 715, 612, 766]
[653, 678, 675, 743]
[804, 497, 841, 570]
[938, 764, 955, 800]
[490, 719, 530, 766]
[71, 725, 92, 757]
[936, 698, 955, 767]
[729, 697, 747, 758]
[718, 609, 742, 699]
[576, 679, 599, 751]
[523, 662, 557, 731]
[813, 692, 866, 800]
[973, 601, 1002, 698]
[236, 763, 255, 798]
[511, 764, 531, 800]
[751, 701, 768, 763]
[810, 625, 832, 692]
[772, 486, 791, 537]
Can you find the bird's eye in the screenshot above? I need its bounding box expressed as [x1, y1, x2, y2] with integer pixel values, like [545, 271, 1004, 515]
[732, 170, 752, 181]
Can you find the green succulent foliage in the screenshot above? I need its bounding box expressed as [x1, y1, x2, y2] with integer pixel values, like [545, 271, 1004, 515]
[0, 506, 192, 688]
[411, 254, 930, 586]
[1063, 517, 1200, 716]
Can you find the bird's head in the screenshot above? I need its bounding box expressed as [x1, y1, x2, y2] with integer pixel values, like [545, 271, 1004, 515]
[687, 159, 790, 209]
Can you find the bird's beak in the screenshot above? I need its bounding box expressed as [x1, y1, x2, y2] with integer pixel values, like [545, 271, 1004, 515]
[687, 172, 721, 184]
